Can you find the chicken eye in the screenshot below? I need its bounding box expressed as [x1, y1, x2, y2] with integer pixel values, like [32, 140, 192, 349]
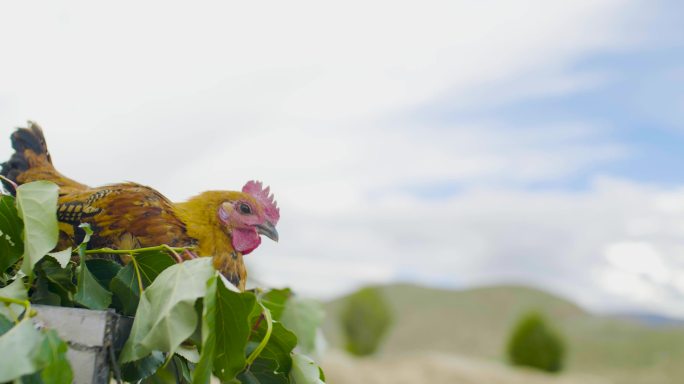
[239, 203, 252, 215]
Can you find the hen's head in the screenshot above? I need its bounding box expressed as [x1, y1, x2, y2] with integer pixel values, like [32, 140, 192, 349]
[217, 180, 280, 255]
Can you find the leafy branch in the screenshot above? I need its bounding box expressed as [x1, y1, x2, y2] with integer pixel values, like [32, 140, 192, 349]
[0, 180, 326, 383]
[84, 244, 194, 294]
[84, 245, 193, 257]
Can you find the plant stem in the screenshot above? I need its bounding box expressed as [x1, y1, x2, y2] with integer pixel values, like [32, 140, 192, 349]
[161, 245, 183, 263]
[0, 175, 17, 191]
[83, 244, 192, 292]
[246, 302, 273, 366]
[130, 257, 145, 294]
[250, 314, 264, 335]
[0, 296, 31, 323]
[84, 245, 192, 256]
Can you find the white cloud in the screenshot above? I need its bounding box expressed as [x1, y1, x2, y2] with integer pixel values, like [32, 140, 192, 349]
[0, 0, 640, 157]
[248, 177, 684, 318]
[604, 241, 670, 284]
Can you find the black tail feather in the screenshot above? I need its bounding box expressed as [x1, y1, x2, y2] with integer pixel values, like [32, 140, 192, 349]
[1, 122, 51, 192]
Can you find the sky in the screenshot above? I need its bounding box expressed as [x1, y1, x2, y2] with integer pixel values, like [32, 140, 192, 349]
[2, 1, 684, 316]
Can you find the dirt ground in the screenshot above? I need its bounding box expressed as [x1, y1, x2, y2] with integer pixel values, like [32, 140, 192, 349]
[321, 351, 612, 384]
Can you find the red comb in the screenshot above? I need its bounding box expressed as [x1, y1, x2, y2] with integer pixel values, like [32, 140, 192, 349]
[243, 180, 280, 225]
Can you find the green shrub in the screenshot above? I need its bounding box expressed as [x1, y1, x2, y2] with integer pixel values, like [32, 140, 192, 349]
[341, 287, 393, 356]
[506, 311, 565, 373]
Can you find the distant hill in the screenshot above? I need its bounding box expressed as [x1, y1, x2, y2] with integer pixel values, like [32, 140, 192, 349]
[612, 312, 684, 327]
[323, 283, 684, 384]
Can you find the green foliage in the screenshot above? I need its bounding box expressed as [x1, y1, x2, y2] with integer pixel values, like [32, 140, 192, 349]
[15, 181, 59, 276]
[0, 278, 28, 321]
[340, 287, 393, 356]
[281, 297, 325, 355]
[237, 357, 287, 384]
[74, 256, 113, 310]
[238, 288, 297, 383]
[120, 257, 215, 363]
[46, 248, 73, 269]
[110, 250, 175, 316]
[0, 195, 24, 272]
[0, 314, 13, 335]
[142, 354, 193, 383]
[290, 353, 325, 384]
[120, 351, 165, 382]
[506, 311, 565, 373]
[86, 259, 122, 288]
[0, 319, 73, 383]
[0, 181, 326, 383]
[0, 319, 47, 381]
[33, 257, 75, 306]
[261, 288, 292, 320]
[193, 274, 258, 383]
[72, 222, 112, 310]
[32, 329, 74, 384]
[252, 321, 297, 376]
[110, 264, 141, 316]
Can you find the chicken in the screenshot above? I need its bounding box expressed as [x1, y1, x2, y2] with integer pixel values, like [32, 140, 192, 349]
[0, 123, 279, 290]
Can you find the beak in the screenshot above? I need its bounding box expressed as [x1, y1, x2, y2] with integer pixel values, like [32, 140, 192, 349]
[256, 221, 279, 242]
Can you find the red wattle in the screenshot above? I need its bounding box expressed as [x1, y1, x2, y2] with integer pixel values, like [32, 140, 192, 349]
[231, 228, 261, 255]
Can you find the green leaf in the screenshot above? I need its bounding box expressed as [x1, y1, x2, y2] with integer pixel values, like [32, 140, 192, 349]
[36, 257, 75, 293]
[16, 181, 59, 276]
[194, 275, 259, 383]
[86, 258, 122, 288]
[121, 351, 165, 382]
[237, 358, 288, 384]
[0, 313, 13, 336]
[212, 277, 259, 381]
[0, 195, 24, 272]
[0, 278, 28, 320]
[110, 264, 140, 316]
[46, 248, 72, 269]
[120, 257, 215, 363]
[74, 257, 112, 310]
[289, 354, 325, 384]
[260, 288, 291, 321]
[32, 329, 73, 384]
[20, 372, 43, 384]
[144, 354, 192, 384]
[0, 320, 44, 382]
[134, 250, 177, 285]
[110, 250, 176, 316]
[32, 257, 75, 306]
[249, 321, 297, 376]
[175, 355, 193, 383]
[192, 276, 218, 384]
[31, 276, 61, 306]
[176, 345, 200, 364]
[280, 297, 325, 355]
